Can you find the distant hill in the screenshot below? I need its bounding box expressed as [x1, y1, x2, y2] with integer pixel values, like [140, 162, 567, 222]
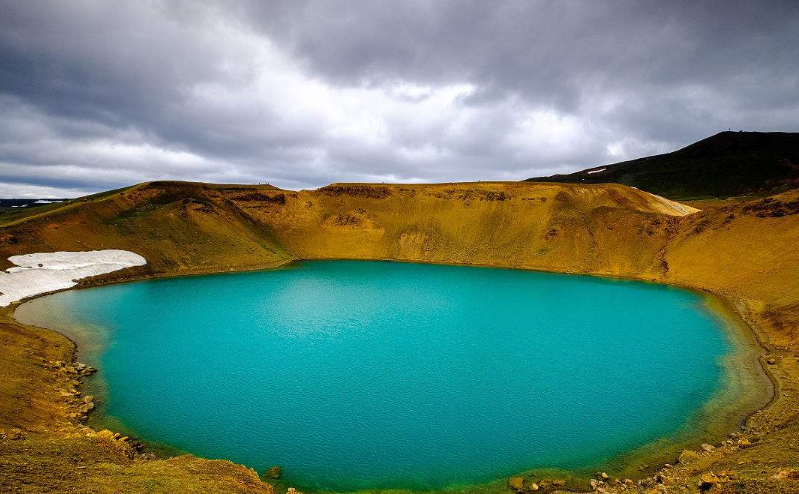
[0, 198, 64, 209]
[528, 131, 799, 199]
[0, 199, 66, 221]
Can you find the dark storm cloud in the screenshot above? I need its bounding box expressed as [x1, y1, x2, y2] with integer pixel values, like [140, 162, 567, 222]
[1, 0, 798, 197]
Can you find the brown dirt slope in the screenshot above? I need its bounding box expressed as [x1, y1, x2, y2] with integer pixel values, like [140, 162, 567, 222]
[1, 180, 799, 492]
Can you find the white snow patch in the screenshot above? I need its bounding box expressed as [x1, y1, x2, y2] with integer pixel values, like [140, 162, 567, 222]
[0, 250, 146, 307]
[586, 168, 606, 174]
[648, 194, 700, 216]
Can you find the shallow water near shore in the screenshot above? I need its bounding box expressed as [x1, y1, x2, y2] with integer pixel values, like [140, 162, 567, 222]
[17, 260, 736, 491]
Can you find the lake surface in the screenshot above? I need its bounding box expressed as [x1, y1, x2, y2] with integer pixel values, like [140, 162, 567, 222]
[17, 261, 732, 491]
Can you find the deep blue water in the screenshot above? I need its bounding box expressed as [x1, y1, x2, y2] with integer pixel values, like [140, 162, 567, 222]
[17, 261, 731, 491]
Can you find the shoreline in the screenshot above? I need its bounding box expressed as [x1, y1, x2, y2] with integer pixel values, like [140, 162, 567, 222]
[10, 258, 775, 494]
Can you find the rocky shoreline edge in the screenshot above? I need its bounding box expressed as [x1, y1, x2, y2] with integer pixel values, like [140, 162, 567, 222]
[2, 261, 785, 494]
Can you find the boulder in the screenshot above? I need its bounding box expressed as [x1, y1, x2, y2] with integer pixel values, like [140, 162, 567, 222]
[1, 428, 25, 440]
[263, 465, 282, 479]
[698, 472, 724, 490]
[772, 469, 799, 480]
[508, 477, 524, 491]
[96, 429, 115, 440]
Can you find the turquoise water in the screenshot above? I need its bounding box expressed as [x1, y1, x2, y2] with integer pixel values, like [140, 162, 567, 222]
[17, 261, 731, 491]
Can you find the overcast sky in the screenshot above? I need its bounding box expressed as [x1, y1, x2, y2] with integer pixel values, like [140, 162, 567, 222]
[1, 1, 798, 197]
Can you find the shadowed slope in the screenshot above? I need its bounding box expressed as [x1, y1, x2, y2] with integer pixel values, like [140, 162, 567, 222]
[529, 131, 799, 199]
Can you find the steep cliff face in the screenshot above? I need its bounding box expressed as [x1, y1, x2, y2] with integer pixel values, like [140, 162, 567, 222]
[230, 182, 688, 278]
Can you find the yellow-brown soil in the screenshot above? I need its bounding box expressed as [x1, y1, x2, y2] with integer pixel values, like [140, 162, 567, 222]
[1, 180, 798, 493]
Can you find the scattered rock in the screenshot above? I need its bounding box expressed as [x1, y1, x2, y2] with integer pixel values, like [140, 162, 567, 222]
[263, 465, 282, 479]
[679, 449, 701, 464]
[96, 429, 115, 440]
[772, 469, 799, 480]
[767, 357, 777, 365]
[529, 482, 539, 491]
[698, 472, 724, 491]
[600, 472, 609, 480]
[701, 443, 716, 452]
[0, 428, 25, 440]
[508, 476, 524, 491]
[699, 473, 719, 491]
[83, 395, 94, 404]
[738, 438, 752, 448]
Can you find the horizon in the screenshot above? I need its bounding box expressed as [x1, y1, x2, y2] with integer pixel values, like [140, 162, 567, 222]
[2, 128, 789, 200]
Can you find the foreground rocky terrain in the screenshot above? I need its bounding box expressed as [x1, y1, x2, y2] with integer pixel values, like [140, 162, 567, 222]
[1, 180, 798, 493]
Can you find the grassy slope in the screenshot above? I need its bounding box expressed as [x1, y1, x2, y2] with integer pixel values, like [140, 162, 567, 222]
[0, 181, 292, 275]
[1, 180, 799, 492]
[528, 131, 799, 199]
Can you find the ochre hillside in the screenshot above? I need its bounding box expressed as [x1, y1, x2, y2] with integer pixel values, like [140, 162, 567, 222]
[0, 181, 697, 278]
[2, 180, 799, 492]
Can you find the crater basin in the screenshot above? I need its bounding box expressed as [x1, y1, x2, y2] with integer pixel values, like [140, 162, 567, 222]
[16, 261, 734, 491]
